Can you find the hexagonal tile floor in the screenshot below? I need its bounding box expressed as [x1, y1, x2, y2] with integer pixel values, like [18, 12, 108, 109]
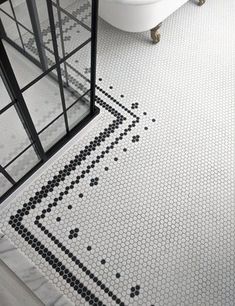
[0, 0, 234, 305]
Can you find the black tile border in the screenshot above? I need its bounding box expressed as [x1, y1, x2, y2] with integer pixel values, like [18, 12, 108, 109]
[4, 4, 158, 304]
[9, 88, 141, 306]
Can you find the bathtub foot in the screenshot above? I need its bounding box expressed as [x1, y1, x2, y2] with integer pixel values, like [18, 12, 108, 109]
[150, 23, 162, 44]
[198, 0, 205, 6]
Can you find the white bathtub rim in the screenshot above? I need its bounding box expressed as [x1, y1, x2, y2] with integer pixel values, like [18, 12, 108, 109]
[99, 0, 188, 32]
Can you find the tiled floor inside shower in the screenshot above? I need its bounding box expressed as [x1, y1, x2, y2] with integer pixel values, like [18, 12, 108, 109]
[0, 0, 235, 305]
[0, 0, 91, 195]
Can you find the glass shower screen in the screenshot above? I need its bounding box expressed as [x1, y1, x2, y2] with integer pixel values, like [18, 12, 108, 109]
[0, 0, 99, 201]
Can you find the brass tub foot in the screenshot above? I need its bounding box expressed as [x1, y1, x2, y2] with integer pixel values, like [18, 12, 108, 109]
[150, 23, 162, 44]
[198, 0, 206, 6]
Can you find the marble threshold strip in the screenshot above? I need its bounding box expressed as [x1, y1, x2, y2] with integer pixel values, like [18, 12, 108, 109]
[0, 232, 74, 306]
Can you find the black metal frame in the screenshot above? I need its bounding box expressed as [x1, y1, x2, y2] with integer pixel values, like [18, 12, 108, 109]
[26, 0, 48, 71]
[0, 0, 99, 203]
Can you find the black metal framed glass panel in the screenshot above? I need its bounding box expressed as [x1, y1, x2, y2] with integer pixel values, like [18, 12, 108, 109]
[0, 0, 99, 202]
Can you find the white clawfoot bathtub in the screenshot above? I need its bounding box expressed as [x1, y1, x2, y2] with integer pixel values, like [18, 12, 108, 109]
[98, 0, 205, 42]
